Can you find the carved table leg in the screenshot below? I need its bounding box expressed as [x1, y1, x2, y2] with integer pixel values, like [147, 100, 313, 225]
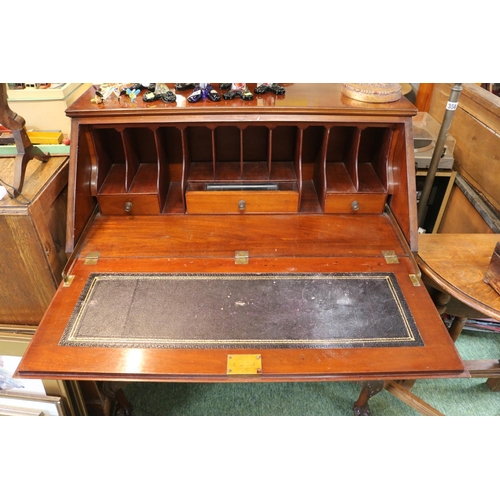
[98, 382, 133, 416]
[353, 380, 384, 416]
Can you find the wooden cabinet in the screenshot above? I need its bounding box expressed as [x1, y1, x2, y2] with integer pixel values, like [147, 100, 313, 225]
[0, 156, 68, 326]
[17, 84, 465, 400]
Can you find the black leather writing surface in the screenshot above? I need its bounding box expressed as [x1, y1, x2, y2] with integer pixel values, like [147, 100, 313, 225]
[59, 273, 424, 349]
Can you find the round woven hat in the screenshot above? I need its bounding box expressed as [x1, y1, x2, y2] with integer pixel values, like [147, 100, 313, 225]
[341, 83, 402, 103]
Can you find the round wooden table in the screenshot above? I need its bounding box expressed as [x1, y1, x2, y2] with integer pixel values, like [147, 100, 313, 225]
[417, 233, 500, 389]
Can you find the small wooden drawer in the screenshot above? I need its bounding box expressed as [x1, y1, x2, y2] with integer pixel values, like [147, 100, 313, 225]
[323, 193, 387, 214]
[97, 194, 160, 215]
[186, 188, 299, 214]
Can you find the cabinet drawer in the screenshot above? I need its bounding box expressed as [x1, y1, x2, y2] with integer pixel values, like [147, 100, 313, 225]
[324, 193, 387, 214]
[97, 194, 160, 215]
[186, 189, 299, 214]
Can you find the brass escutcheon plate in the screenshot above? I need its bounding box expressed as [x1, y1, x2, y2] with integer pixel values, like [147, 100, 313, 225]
[227, 354, 262, 375]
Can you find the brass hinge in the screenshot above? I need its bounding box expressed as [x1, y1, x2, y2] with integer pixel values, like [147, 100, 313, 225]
[235, 251, 249, 265]
[382, 250, 399, 264]
[63, 274, 75, 287]
[84, 252, 100, 265]
[409, 274, 421, 286]
[227, 354, 262, 375]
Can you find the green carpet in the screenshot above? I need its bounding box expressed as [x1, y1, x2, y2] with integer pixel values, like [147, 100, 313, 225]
[122, 328, 500, 416]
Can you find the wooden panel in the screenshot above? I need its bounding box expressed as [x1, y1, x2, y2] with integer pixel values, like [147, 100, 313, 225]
[439, 186, 494, 234]
[429, 83, 500, 213]
[77, 214, 408, 259]
[0, 215, 56, 325]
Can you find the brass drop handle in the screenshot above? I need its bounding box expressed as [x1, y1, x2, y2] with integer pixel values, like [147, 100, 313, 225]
[124, 201, 133, 213]
[238, 200, 246, 211]
[351, 200, 360, 211]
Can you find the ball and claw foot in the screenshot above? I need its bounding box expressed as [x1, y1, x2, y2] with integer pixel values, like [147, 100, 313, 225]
[352, 380, 384, 416]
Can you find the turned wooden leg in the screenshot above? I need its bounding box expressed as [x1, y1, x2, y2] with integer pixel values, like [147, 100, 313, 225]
[353, 380, 384, 416]
[434, 290, 451, 315]
[98, 382, 133, 416]
[449, 316, 467, 342]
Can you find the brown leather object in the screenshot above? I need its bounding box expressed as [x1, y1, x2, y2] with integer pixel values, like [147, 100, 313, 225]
[484, 241, 500, 295]
[59, 272, 423, 349]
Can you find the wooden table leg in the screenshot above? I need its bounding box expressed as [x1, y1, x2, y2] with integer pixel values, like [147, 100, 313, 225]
[98, 382, 133, 416]
[486, 378, 500, 391]
[449, 316, 467, 342]
[353, 380, 384, 416]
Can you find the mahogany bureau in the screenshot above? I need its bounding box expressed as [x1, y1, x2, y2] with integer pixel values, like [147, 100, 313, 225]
[16, 84, 466, 415]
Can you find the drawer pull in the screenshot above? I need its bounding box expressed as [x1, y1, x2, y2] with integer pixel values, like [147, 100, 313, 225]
[238, 200, 246, 211]
[124, 201, 133, 213]
[351, 200, 360, 211]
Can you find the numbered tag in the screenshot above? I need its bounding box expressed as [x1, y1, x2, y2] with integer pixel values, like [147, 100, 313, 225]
[446, 101, 458, 111]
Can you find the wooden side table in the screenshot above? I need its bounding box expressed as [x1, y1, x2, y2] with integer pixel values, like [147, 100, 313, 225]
[417, 233, 500, 390]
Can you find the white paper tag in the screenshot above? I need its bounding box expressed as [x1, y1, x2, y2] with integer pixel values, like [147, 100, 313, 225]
[0, 185, 8, 200]
[446, 101, 458, 111]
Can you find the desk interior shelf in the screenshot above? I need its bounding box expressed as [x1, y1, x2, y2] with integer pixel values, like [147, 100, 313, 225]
[84, 122, 399, 217]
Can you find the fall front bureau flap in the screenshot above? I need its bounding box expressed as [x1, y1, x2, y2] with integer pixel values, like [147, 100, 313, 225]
[16, 212, 465, 382]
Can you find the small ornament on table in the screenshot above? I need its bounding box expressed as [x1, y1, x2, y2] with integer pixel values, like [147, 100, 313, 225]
[187, 83, 221, 103]
[175, 83, 198, 91]
[254, 83, 286, 95]
[143, 83, 177, 103]
[91, 90, 104, 104]
[91, 83, 117, 104]
[126, 87, 140, 102]
[120, 83, 155, 96]
[222, 83, 254, 101]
